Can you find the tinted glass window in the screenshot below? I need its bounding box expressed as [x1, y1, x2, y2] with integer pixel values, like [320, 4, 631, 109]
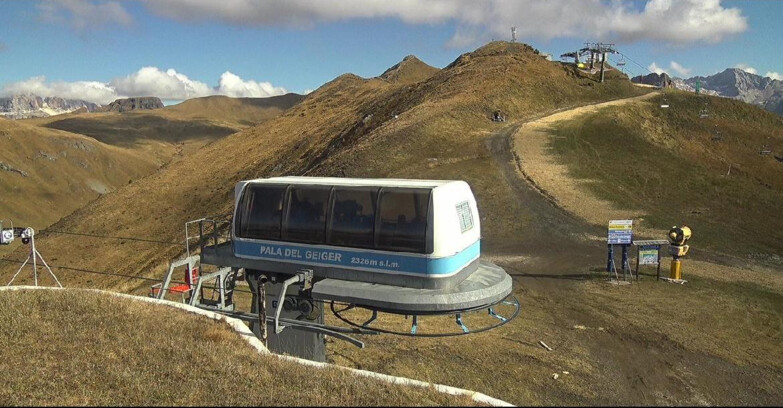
[236, 185, 286, 240]
[285, 186, 331, 244]
[377, 189, 430, 253]
[329, 187, 378, 248]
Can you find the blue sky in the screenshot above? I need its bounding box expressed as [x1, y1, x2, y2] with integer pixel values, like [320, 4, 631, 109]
[0, 0, 781, 104]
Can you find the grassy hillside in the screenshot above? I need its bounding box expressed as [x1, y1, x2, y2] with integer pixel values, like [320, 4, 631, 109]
[0, 288, 480, 406]
[0, 119, 158, 230]
[548, 90, 783, 261]
[24, 93, 304, 164]
[0, 41, 647, 290]
[0, 94, 302, 236]
[147, 93, 305, 128]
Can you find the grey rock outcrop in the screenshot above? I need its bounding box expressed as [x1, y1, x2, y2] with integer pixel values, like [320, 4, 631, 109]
[631, 72, 674, 88]
[0, 95, 99, 119]
[100, 97, 164, 112]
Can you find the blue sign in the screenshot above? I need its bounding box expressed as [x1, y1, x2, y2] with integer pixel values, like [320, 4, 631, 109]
[232, 239, 480, 276]
[608, 219, 633, 245]
[608, 231, 633, 244]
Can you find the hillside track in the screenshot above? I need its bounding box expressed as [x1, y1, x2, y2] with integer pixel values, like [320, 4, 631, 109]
[486, 124, 604, 279]
[478, 91, 783, 405]
[484, 92, 659, 279]
[510, 92, 660, 237]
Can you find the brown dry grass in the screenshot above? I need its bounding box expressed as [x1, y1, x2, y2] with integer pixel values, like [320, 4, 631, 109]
[1, 94, 300, 235]
[0, 288, 482, 406]
[0, 119, 158, 230]
[24, 94, 302, 165]
[327, 259, 783, 406]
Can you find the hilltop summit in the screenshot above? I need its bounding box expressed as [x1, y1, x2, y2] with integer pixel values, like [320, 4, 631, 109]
[379, 55, 439, 84]
[100, 96, 164, 113]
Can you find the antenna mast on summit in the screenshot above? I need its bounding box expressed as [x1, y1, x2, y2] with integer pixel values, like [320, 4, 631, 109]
[511, 27, 517, 42]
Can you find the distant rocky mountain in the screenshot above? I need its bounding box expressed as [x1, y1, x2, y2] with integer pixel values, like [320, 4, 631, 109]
[0, 95, 99, 119]
[100, 97, 164, 112]
[631, 72, 674, 88]
[672, 68, 783, 116]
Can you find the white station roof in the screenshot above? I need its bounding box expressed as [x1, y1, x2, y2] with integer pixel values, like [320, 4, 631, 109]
[245, 176, 462, 189]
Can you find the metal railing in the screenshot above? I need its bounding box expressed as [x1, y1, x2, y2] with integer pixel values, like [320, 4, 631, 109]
[184, 215, 232, 258]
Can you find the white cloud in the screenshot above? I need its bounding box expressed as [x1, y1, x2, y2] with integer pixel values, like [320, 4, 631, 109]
[142, 0, 747, 47]
[1, 68, 288, 104]
[734, 63, 758, 75]
[765, 72, 783, 81]
[669, 61, 691, 77]
[0, 76, 118, 104]
[110, 67, 213, 100]
[648, 62, 665, 75]
[216, 72, 287, 98]
[38, 0, 133, 31]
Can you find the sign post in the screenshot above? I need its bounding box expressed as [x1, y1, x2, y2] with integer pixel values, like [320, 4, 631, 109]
[607, 220, 633, 281]
[632, 240, 668, 280]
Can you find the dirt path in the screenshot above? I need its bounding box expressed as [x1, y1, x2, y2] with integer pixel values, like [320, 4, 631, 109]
[511, 92, 661, 239]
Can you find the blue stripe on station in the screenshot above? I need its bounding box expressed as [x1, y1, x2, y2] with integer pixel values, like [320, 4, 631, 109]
[233, 240, 480, 276]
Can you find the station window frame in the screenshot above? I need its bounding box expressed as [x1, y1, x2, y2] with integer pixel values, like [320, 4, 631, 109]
[236, 183, 435, 255]
[282, 185, 333, 244]
[234, 183, 289, 241]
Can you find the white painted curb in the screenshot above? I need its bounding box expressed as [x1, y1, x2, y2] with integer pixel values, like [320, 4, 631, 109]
[1, 286, 514, 407]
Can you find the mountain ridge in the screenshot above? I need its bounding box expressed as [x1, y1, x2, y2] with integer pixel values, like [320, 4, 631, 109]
[668, 68, 783, 116]
[0, 95, 99, 119]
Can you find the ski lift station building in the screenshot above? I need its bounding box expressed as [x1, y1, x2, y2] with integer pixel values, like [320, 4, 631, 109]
[201, 176, 513, 314]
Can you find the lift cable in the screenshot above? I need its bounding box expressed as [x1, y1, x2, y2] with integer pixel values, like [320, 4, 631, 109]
[44, 230, 182, 246]
[0, 257, 255, 295]
[618, 52, 654, 75]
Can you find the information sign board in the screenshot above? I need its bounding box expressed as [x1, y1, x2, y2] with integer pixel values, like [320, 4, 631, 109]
[638, 246, 659, 265]
[607, 219, 633, 245]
